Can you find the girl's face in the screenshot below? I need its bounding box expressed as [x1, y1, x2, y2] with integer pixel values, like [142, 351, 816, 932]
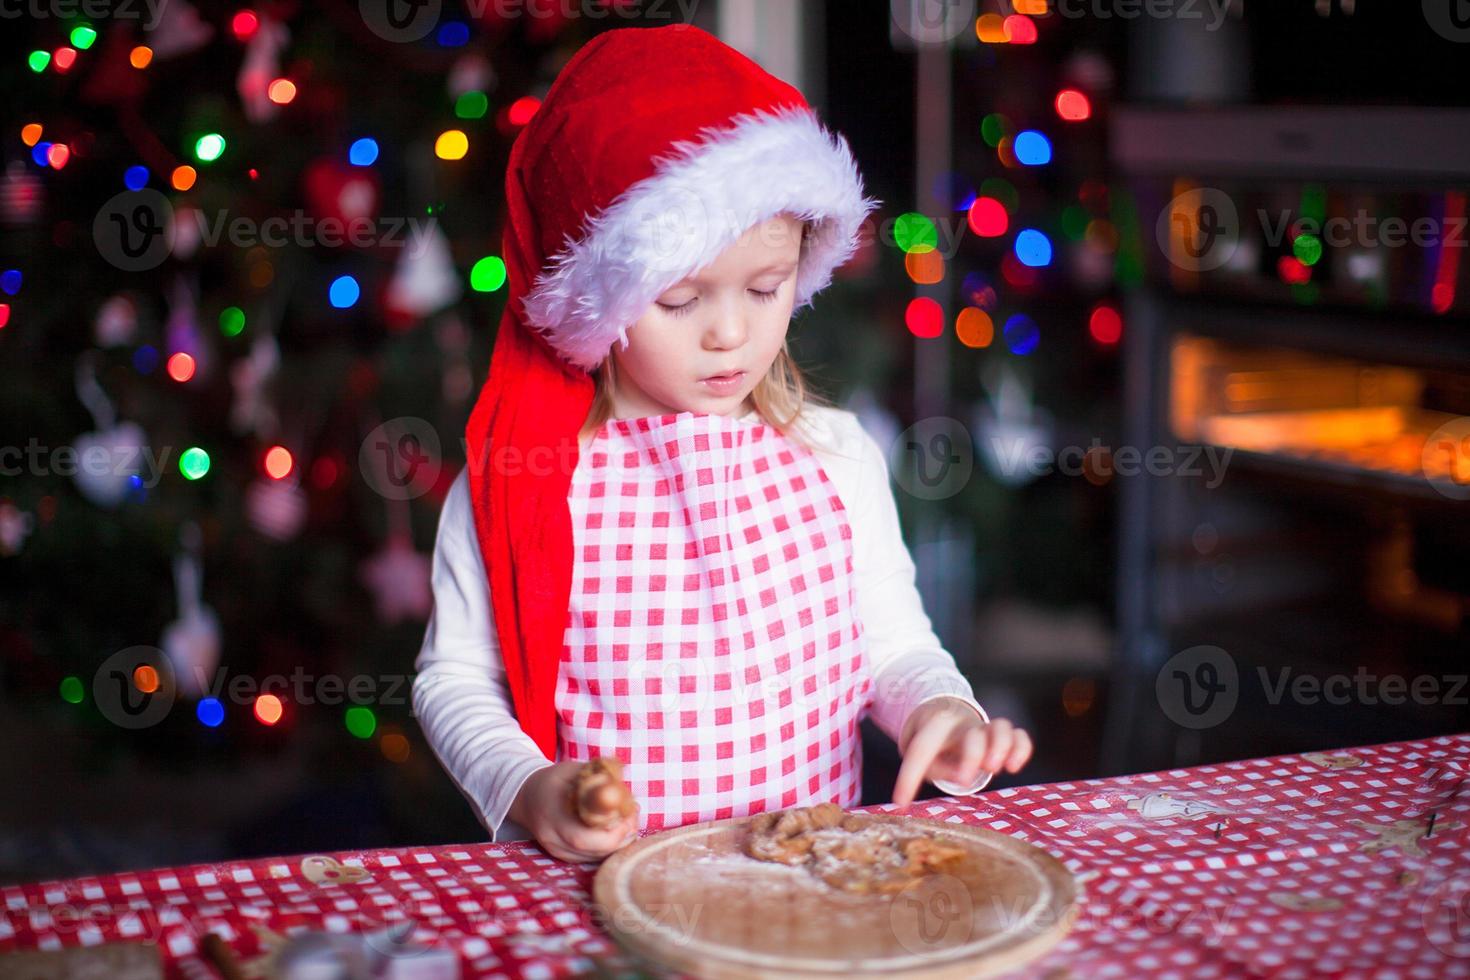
[606, 213, 805, 419]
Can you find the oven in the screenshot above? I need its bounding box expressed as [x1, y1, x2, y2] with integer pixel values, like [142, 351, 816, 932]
[1101, 106, 1470, 772]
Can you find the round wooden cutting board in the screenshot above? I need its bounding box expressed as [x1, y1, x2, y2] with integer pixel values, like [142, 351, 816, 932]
[592, 813, 1082, 979]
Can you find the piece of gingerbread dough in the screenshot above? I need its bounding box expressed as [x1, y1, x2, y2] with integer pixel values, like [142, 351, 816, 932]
[743, 803, 966, 894]
[569, 756, 638, 829]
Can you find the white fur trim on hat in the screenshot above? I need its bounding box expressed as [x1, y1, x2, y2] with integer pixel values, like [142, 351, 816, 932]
[520, 104, 881, 372]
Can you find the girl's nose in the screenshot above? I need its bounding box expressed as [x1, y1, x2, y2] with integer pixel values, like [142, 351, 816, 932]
[703, 295, 749, 350]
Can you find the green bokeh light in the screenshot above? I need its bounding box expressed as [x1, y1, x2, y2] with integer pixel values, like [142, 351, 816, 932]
[894, 213, 938, 254]
[470, 256, 507, 292]
[60, 676, 84, 704]
[981, 113, 1011, 149]
[455, 91, 489, 120]
[1293, 234, 1323, 267]
[194, 133, 226, 163]
[1061, 205, 1089, 242]
[179, 447, 211, 480]
[220, 306, 246, 337]
[345, 706, 377, 739]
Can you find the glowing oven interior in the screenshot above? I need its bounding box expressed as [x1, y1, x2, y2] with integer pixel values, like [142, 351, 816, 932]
[1169, 335, 1470, 488]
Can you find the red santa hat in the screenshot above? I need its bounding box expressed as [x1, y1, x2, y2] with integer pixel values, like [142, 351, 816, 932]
[465, 23, 878, 761]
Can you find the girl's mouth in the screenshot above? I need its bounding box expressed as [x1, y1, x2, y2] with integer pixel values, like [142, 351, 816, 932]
[701, 371, 746, 391]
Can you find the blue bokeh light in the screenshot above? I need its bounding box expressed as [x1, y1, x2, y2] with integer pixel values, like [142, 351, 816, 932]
[329, 275, 361, 309]
[1003, 314, 1040, 355]
[437, 21, 470, 47]
[1014, 130, 1053, 166]
[197, 698, 225, 728]
[348, 138, 379, 167]
[1015, 229, 1054, 268]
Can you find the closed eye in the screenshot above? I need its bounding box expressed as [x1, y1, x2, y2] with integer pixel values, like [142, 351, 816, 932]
[657, 288, 781, 317]
[657, 298, 696, 317]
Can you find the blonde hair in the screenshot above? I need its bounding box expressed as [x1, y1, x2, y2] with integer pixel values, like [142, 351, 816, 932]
[579, 341, 835, 453]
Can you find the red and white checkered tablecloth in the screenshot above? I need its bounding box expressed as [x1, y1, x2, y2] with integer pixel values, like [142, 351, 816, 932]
[2, 733, 1467, 979]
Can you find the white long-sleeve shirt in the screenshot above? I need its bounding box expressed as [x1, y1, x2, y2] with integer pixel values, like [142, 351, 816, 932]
[412, 403, 990, 842]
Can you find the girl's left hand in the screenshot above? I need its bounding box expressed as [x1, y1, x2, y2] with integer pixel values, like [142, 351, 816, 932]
[892, 699, 1033, 807]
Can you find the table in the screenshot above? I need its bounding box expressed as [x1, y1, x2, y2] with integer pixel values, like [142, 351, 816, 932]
[2, 734, 1467, 979]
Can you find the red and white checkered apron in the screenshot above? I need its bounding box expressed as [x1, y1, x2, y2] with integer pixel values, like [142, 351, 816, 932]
[559, 411, 872, 831]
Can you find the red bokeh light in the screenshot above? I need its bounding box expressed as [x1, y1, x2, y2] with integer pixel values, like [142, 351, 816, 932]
[264, 445, 294, 480]
[967, 197, 1009, 238]
[166, 352, 196, 383]
[508, 97, 541, 127]
[254, 694, 283, 726]
[1056, 89, 1092, 122]
[1089, 304, 1123, 345]
[232, 10, 260, 41]
[1003, 15, 1038, 44]
[1277, 256, 1312, 285]
[904, 297, 945, 339]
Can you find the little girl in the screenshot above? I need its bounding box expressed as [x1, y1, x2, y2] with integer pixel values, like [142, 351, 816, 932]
[413, 24, 1031, 864]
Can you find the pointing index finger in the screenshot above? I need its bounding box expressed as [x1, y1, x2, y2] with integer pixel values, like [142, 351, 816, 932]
[892, 713, 956, 807]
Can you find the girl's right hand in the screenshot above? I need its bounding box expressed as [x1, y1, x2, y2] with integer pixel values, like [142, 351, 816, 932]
[509, 761, 641, 863]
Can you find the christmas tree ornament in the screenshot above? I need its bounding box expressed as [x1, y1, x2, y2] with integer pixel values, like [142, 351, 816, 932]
[161, 521, 221, 698]
[145, 0, 215, 60]
[94, 294, 139, 348]
[171, 205, 203, 259]
[463, 24, 876, 758]
[73, 353, 146, 509]
[384, 221, 462, 325]
[245, 474, 307, 541]
[237, 15, 290, 124]
[358, 531, 432, 625]
[1071, 239, 1114, 289]
[972, 362, 1054, 489]
[447, 51, 495, 99]
[230, 333, 281, 437]
[359, 434, 432, 624]
[0, 160, 43, 227]
[0, 501, 35, 557]
[73, 422, 148, 508]
[303, 157, 380, 228]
